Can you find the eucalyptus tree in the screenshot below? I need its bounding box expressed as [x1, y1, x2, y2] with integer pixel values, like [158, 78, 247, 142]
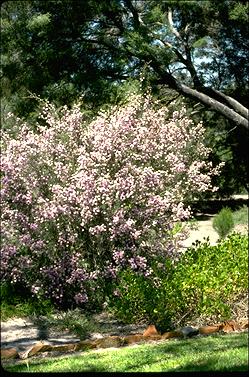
[1, 0, 248, 190]
[1, 0, 248, 124]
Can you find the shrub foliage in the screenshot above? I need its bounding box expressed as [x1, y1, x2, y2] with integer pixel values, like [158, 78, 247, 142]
[109, 234, 248, 331]
[212, 207, 234, 239]
[1, 93, 222, 309]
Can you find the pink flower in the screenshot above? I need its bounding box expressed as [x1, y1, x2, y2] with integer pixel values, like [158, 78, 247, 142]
[74, 293, 88, 304]
[0, 94, 223, 307]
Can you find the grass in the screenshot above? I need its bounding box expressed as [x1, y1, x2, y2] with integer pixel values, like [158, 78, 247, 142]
[232, 205, 248, 226]
[3, 332, 248, 373]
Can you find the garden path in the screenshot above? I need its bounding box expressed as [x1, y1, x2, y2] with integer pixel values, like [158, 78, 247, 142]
[182, 220, 247, 249]
[181, 194, 248, 248]
[1, 312, 147, 352]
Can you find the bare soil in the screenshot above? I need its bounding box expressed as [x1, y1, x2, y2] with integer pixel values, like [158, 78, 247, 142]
[182, 220, 247, 248]
[1, 312, 147, 352]
[182, 194, 248, 248]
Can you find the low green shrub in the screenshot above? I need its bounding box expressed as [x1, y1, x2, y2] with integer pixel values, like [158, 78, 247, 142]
[232, 205, 248, 226]
[108, 233, 248, 331]
[0, 282, 54, 320]
[212, 207, 234, 239]
[31, 308, 96, 340]
[172, 233, 247, 321]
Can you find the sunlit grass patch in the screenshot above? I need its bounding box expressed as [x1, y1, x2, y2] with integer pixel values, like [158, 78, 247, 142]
[3, 332, 248, 373]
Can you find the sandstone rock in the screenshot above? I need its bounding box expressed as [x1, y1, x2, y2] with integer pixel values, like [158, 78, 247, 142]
[93, 335, 124, 349]
[221, 320, 240, 333]
[49, 343, 77, 353]
[1, 347, 19, 359]
[75, 339, 97, 351]
[161, 330, 183, 339]
[239, 319, 249, 330]
[143, 324, 159, 337]
[198, 325, 222, 335]
[122, 334, 145, 345]
[19, 341, 52, 359]
[143, 335, 162, 342]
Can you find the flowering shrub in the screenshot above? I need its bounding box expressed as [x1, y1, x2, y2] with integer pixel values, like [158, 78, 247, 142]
[0, 93, 223, 308]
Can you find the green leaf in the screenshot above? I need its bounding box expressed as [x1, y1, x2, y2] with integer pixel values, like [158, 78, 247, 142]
[27, 13, 51, 31]
[192, 37, 208, 48]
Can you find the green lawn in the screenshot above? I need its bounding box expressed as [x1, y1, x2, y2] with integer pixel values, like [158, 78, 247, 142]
[3, 332, 248, 373]
[232, 205, 248, 226]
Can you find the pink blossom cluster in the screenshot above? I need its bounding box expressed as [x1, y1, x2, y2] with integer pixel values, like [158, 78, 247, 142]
[0, 95, 223, 308]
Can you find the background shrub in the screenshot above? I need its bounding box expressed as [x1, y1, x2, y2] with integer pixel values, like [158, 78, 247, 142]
[30, 308, 96, 340]
[108, 233, 248, 331]
[212, 207, 234, 239]
[0, 282, 54, 320]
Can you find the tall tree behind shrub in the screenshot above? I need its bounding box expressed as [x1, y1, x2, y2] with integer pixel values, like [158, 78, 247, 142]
[0, 92, 223, 309]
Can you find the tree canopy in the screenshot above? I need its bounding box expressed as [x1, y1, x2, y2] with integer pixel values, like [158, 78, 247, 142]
[1, 0, 248, 191]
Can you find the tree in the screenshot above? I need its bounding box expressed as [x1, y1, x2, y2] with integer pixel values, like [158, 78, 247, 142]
[1, 0, 248, 125]
[1, 0, 248, 190]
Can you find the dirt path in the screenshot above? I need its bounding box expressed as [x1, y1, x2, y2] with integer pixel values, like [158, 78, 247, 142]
[182, 220, 247, 249]
[182, 216, 218, 248]
[182, 194, 248, 248]
[1, 318, 80, 351]
[0, 313, 146, 352]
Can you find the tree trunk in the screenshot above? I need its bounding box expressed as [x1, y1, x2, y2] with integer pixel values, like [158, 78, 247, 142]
[149, 59, 248, 130]
[178, 84, 248, 130]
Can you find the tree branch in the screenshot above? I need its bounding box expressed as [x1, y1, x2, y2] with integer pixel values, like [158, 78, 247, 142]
[211, 89, 249, 120]
[123, 0, 141, 30]
[168, 8, 181, 39]
[80, 16, 249, 131]
[183, 43, 202, 87]
[149, 58, 248, 130]
[178, 83, 249, 130]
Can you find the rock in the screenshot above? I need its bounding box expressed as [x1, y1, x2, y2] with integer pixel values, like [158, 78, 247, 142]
[90, 333, 104, 340]
[143, 335, 162, 342]
[75, 339, 97, 351]
[1, 347, 19, 359]
[161, 330, 183, 339]
[19, 341, 52, 359]
[143, 324, 159, 337]
[122, 334, 145, 345]
[198, 324, 222, 335]
[49, 343, 78, 353]
[221, 320, 241, 333]
[239, 319, 249, 330]
[180, 326, 199, 338]
[93, 335, 125, 349]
